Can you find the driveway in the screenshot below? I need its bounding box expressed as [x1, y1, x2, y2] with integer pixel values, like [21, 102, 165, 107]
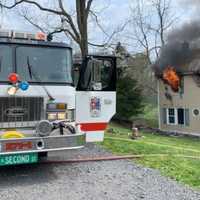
[0, 144, 199, 200]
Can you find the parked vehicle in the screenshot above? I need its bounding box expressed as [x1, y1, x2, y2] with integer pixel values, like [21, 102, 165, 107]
[0, 30, 116, 166]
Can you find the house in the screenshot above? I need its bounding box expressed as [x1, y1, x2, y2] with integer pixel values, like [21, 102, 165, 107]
[157, 59, 200, 134]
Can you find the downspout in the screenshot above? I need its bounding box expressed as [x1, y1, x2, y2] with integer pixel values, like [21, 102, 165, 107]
[157, 79, 161, 129]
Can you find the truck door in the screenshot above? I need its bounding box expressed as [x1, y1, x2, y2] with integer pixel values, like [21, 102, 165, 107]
[76, 55, 116, 142]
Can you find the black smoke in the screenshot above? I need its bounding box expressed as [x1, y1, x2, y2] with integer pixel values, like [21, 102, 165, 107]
[154, 41, 191, 75]
[154, 20, 200, 75]
[168, 21, 200, 43]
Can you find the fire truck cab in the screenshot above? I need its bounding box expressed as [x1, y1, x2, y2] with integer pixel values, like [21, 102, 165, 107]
[0, 30, 116, 166]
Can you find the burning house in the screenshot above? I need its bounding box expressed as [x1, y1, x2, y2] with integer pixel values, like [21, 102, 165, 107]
[155, 21, 200, 134]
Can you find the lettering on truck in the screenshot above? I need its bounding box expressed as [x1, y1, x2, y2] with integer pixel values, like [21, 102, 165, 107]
[5, 142, 33, 151]
[4, 155, 30, 165]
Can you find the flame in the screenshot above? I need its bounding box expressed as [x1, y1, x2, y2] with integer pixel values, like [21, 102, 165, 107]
[163, 67, 180, 92]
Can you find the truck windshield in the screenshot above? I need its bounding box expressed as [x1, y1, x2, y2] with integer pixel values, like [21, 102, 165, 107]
[0, 45, 13, 81]
[16, 46, 72, 84]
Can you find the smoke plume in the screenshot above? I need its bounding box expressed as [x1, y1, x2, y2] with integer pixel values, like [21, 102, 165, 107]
[167, 21, 200, 43]
[182, 0, 200, 7]
[154, 20, 200, 75]
[154, 1, 200, 75]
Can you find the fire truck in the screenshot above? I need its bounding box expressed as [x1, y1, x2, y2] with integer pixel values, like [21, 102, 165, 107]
[0, 30, 116, 166]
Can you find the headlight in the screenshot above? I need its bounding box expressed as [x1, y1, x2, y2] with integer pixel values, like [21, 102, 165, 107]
[57, 113, 66, 120]
[47, 112, 66, 121]
[47, 103, 67, 121]
[47, 113, 57, 120]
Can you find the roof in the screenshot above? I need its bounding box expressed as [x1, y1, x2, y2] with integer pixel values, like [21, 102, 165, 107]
[0, 38, 72, 49]
[73, 54, 116, 65]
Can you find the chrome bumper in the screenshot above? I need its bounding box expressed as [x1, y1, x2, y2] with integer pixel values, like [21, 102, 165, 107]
[0, 133, 86, 155]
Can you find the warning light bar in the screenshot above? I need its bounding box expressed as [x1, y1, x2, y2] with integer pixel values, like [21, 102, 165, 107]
[0, 30, 47, 41]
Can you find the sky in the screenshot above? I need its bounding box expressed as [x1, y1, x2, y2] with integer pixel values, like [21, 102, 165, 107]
[0, 0, 197, 54]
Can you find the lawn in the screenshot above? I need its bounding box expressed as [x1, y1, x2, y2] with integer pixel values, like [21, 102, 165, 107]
[100, 122, 200, 188]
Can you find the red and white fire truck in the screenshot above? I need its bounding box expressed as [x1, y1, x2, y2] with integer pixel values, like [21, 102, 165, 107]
[0, 30, 116, 166]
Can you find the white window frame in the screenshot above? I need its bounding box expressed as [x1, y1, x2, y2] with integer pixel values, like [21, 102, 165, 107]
[166, 108, 187, 125]
[167, 108, 178, 125]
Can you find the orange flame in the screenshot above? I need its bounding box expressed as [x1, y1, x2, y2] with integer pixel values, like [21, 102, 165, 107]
[163, 67, 180, 92]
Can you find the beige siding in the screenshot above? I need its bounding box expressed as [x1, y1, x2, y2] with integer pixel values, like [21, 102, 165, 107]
[159, 76, 200, 133]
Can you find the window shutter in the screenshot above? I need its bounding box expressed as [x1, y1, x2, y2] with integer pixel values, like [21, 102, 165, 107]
[185, 109, 190, 126]
[177, 108, 184, 125]
[180, 77, 184, 94]
[162, 108, 167, 124]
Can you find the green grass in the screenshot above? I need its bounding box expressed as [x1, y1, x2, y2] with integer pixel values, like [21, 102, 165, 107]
[101, 122, 200, 188]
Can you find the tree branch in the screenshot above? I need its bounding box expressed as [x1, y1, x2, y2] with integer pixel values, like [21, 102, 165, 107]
[86, 0, 93, 16]
[23, 14, 45, 32]
[0, 0, 24, 9]
[58, 0, 66, 14]
[61, 17, 80, 43]
[0, 0, 64, 15]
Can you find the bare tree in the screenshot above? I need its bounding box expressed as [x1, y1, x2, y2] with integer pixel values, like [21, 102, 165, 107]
[129, 0, 177, 64]
[117, 0, 178, 96]
[0, 0, 123, 58]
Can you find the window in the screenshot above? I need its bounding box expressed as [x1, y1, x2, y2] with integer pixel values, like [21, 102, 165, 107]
[177, 108, 185, 125]
[167, 108, 177, 125]
[90, 59, 113, 90]
[0, 45, 13, 81]
[16, 46, 72, 84]
[77, 56, 116, 91]
[166, 108, 189, 126]
[100, 60, 113, 89]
